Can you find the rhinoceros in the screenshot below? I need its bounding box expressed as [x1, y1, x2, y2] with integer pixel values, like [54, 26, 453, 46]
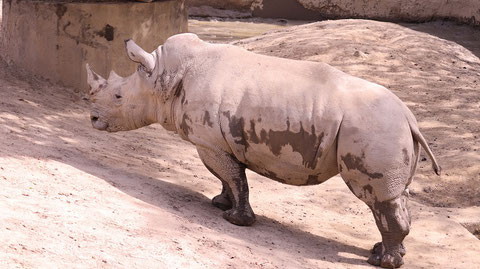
[86, 33, 440, 268]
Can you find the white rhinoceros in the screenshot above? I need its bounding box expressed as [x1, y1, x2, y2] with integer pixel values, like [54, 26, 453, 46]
[87, 33, 440, 268]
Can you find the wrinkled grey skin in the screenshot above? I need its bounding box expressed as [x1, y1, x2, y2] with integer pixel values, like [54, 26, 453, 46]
[87, 33, 441, 268]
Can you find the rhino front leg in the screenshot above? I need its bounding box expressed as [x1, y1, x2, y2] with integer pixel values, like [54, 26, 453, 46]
[212, 181, 233, 211]
[196, 146, 256, 226]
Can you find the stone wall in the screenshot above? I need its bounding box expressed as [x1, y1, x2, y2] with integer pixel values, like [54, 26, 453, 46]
[187, 0, 480, 25]
[1, 0, 188, 91]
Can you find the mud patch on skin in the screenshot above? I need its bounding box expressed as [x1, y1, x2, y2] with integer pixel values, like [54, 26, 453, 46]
[371, 197, 410, 248]
[223, 112, 324, 170]
[180, 114, 193, 137]
[402, 148, 410, 165]
[248, 120, 260, 144]
[341, 153, 383, 179]
[257, 121, 324, 169]
[262, 170, 286, 184]
[154, 71, 167, 95]
[343, 181, 374, 199]
[363, 184, 373, 195]
[202, 111, 214, 127]
[173, 79, 184, 98]
[306, 175, 320, 185]
[223, 111, 249, 148]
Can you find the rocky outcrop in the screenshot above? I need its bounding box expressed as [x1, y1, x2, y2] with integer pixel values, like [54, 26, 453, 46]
[296, 0, 480, 24]
[188, 0, 254, 11]
[187, 0, 480, 25]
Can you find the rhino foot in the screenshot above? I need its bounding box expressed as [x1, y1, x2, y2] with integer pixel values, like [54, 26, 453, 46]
[368, 253, 404, 268]
[212, 194, 233, 211]
[371, 242, 406, 256]
[368, 242, 405, 268]
[223, 209, 256, 226]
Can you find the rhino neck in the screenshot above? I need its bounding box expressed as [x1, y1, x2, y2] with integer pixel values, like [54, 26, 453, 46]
[154, 95, 177, 132]
[152, 69, 189, 133]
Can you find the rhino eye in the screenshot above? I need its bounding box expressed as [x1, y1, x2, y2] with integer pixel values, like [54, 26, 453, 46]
[115, 94, 122, 99]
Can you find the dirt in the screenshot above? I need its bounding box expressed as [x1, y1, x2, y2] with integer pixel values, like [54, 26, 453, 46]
[1, 17, 480, 268]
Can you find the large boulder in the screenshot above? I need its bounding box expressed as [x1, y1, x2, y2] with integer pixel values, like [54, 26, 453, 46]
[187, 0, 480, 25]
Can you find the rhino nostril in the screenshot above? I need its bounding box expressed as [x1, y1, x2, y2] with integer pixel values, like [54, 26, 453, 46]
[91, 116, 99, 122]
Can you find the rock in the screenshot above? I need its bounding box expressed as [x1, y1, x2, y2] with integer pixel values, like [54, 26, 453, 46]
[187, 0, 480, 25]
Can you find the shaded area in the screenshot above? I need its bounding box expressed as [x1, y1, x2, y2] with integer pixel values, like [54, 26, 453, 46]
[462, 223, 480, 240]
[402, 20, 480, 59]
[252, 0, 322, 20]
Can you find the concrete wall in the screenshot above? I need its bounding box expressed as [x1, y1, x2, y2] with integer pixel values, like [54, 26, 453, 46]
[1, 0, 188, 91]
[187, 0, 480, 25]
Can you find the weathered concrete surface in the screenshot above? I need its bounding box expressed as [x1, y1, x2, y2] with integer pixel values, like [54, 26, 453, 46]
[187, 0, 480, 25]
[0, 0, 187, 91]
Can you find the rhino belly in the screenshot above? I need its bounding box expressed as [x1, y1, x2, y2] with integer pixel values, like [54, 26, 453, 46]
[243, 143, 339, 186]
[218, 109, 342, 185]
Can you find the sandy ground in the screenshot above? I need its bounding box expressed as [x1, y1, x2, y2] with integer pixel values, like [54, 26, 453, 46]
[1, 17, 480, 268]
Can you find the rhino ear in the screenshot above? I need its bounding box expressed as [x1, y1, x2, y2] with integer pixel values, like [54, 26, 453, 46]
[124, 39, 156, 73]
[86, 64, 106, 93]
[108, 69, 121, 81]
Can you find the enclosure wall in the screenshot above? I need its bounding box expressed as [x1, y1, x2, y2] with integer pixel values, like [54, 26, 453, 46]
[1, 0, 188, 91]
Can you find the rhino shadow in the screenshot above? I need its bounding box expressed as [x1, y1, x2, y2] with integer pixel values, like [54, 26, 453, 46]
[66, 150, 370, 266]
[0, 93, 368, 267]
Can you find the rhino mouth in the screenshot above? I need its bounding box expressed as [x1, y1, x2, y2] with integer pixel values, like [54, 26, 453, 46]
[90, 114, 109, 131]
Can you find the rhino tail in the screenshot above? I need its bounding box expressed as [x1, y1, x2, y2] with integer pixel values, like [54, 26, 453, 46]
[404, 108, 441, 176]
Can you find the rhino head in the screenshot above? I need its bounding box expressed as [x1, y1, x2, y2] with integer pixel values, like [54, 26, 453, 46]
[86, 40, 162, 132]
[86, 35, 197, 132]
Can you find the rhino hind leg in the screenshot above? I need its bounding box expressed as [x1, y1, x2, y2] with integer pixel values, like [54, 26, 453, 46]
[341, 171, 411, 268]
[196, 146, 256, 226]
[367, 193, 411, 268]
